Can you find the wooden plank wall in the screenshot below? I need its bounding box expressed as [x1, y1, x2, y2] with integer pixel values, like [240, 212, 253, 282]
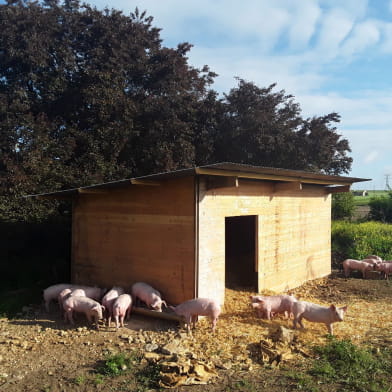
[197, 178, 331, 305]
[71, 177, 195, 305]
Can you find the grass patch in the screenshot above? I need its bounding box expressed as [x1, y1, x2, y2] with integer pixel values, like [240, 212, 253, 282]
[95, 351, 162, 390]
[284, 370, 318, 392]
[311, 337, 391, 391]
[73, 374, 86, 385]
[353, 191, 390, 206]
[135, 360, 162, 391]
[97, 352, 139, 376]
[284, 337, 392, 392]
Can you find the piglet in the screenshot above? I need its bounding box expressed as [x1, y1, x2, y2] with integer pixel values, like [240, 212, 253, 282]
[293, 300, 347, 335]
[169, 298, 221, 333]
[131, 282, 167, 312]
[43, 283, 105, 312]
[43, 283, 77, 312]
[375, 262, 392, 280]
[361, 258, 381, 266]
[342, 259, 375, 278]
[57, 288, 72, 310]
[102, 286, 125, 326]
[76, 286, 105, 302]
[57, 288, 73, 320]
[250, 294, 297, 320]
[63, 296, 104, 329]
[112, 294, 132, 328]
[69, 288, 87, 297]
[364, 255, 382, 262]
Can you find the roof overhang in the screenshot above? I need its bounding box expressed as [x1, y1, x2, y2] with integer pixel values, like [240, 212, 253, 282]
[27, 162, 371, 199]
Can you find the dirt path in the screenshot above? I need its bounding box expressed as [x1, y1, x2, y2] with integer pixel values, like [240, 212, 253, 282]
[1, 273, 392, 391]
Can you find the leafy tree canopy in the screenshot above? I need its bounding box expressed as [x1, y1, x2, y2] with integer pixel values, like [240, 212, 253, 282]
[216, 79, 352, 174]
[0, 0, 352, 222]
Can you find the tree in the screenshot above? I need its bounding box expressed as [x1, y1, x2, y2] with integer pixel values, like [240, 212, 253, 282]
[0, 0, 217, 221]
[0, 1, 353, 223]
[332, 192, 355, 220]
[368, 192, 392, 223]
[215, 79, 352, 175]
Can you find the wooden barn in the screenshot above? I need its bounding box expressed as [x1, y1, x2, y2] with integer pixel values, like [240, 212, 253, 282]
[35, 163, 369, 306]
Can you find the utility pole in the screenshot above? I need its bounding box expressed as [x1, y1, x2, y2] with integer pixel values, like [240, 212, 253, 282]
[385, 174, 391, 191]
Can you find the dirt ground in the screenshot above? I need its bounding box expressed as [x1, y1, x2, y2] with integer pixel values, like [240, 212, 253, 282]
[1, 271, 392, 392]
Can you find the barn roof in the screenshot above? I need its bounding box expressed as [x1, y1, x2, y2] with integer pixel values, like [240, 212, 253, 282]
[29, 162, 371, 199]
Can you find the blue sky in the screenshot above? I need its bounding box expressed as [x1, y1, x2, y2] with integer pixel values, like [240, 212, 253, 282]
[86, 0, 392, 190]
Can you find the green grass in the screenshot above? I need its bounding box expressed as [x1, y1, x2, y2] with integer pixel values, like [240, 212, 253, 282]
[353, 190, 390, 206]
[285, 336, 392, 392]
[97, 352, 139, 376]
[73, 374, 86, 385]
[95, 351, 162, 391]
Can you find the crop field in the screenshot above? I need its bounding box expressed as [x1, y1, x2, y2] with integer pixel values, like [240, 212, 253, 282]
[353, 190, 390, 206]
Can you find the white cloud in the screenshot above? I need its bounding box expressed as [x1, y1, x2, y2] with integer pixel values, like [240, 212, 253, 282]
[297, 90, 392, 130]
[187, 45, 328, 96]
[364, 151, 379, 163]
[340, 21, 380, 57]
[380, 22, 392, 53]
[287, 2, 321, 50]
[315, 8, 355, 59]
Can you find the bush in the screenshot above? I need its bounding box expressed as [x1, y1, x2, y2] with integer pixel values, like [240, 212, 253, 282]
[332, 192, 355, 220]
[331, 221, 392, 267]
[368, 192, 392, 223]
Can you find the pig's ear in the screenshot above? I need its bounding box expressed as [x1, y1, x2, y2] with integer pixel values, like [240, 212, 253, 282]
[341, 305, 348, 312]
[329, 304, 336, 311]
[101, 305, 105, 311]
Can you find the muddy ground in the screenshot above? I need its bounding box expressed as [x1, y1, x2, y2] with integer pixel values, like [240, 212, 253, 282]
[1, 271, 392, 392]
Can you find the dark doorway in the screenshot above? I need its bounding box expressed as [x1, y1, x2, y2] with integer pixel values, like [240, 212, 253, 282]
[225, 215, 258, 290]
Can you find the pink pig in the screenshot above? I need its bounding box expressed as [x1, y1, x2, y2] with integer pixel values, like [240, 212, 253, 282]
[43, 283, 77, 312]
[361, 258, 381, 266]
[364, 255, 382, 262]
[63, 295, 104, 329]
[57, 288, 72, 309]
[169, 298, 221, 333]
[131, 282, 167, 312]
[102, 286, 125, 326]
[375, 262, 392, 280]
[43, 283, 105, 312]
[293, 300, 348, 335]
[69, 288, 87, 297]
[250, 294, 297, 320]
[57, 288, 74, 320]
[75, 286, 105, 302]
[112, 294, 132, 328]
[342, 259, 375, 278]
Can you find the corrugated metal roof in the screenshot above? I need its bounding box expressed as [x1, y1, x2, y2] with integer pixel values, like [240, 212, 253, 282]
[28, 162, 371, 199]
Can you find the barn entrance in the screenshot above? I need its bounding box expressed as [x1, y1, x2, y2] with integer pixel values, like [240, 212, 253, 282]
[225, 215, 258, 290]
